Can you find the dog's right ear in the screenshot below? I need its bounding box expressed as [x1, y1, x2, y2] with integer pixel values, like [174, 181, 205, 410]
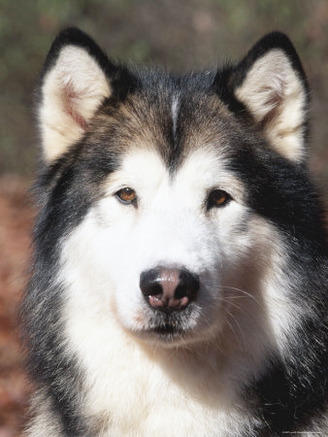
[38, 28, 131, 163]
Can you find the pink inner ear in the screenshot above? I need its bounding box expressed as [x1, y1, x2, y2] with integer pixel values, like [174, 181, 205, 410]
[259, 82, 285, 127]
[263, 85, 284, 108]
[63, 82, 88, 130]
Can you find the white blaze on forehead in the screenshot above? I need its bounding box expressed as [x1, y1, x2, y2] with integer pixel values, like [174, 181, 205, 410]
[171, 94, 180, 139]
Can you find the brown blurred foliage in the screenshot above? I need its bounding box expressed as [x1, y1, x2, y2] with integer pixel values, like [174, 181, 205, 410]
[0, 177, 33, 435]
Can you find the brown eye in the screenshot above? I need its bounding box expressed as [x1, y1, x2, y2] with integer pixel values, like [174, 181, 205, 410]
[116, 187, 137, 205]
[207, 189, 231, 209]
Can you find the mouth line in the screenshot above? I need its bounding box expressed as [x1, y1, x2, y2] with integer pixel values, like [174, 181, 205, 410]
[134, 321, 188, 342]
[142, 320, 195, 344]
[152, 323, 182, 335]
[136, 304, 199, 341]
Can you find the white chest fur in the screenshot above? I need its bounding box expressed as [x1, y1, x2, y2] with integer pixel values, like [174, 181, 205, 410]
[64, 296, 258, 437]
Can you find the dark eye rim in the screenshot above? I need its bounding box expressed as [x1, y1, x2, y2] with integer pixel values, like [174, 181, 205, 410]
[206, 189, 232, 210]
[115, 187, 138, 205]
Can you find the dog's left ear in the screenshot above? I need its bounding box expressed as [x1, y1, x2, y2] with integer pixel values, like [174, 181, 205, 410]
[223, 32, 309, 163]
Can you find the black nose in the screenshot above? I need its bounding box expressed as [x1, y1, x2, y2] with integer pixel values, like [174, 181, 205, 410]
[140, 267, 199, 312]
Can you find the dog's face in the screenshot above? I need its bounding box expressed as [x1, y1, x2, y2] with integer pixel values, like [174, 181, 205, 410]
[37, 29, 308, 347]
[60, 106, 258, 345]
[82, 146, 253, 344]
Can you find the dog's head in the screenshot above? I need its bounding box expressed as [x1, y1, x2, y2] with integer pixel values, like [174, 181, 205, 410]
[36, 29, 311, 348]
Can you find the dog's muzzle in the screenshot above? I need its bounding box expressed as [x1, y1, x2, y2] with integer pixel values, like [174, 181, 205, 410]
[140, 267, 199, 313]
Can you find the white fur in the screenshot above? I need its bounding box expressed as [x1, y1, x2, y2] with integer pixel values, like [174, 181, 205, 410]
[56, 147, 307, 435]
[27, 392, 63, 437]
[39, 46, 111, 162]
[235, 50, 307, 162]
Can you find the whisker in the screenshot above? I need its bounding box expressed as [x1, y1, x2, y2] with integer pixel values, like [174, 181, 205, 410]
[222, 286, 265, 310]
[217, 296, 249, 316]
[224, 307, 248, 352]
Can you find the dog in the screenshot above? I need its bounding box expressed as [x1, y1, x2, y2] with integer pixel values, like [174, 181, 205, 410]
[21, 28, 328, 436]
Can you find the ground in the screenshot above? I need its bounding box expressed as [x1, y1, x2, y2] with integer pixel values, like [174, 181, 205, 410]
[0, 176, 34, 436]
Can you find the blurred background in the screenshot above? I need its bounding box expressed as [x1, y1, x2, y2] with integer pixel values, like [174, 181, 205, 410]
[0, 0, 327, 435]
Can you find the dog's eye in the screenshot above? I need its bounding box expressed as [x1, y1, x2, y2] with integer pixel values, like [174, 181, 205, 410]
[207, 189, 231, 209]
[115, 188, 137, 205]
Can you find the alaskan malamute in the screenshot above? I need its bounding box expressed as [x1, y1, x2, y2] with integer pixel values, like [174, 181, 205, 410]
[22, 28, 328, 436]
